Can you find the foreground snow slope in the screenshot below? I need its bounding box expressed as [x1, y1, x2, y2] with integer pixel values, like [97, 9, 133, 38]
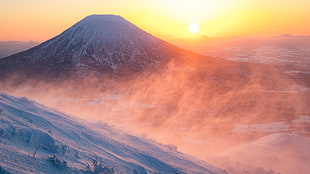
[0, 93, 225, 174]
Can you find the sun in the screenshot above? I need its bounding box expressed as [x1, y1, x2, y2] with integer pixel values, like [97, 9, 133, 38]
[188, 23, 199, 34]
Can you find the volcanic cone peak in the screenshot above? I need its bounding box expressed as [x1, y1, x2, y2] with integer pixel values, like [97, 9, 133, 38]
[0, 14, 183, 78]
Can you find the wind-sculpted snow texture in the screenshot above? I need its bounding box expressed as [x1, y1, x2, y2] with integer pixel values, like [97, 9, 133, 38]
[0, 93, 225, 174]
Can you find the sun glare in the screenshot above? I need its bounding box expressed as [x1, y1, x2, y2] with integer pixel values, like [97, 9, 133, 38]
[188, 24, 199, 34]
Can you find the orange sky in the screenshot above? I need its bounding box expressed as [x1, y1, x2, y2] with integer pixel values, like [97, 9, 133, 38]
[1, 0, 310, 42]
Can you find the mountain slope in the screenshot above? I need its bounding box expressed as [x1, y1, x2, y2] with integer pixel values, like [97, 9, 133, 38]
[0, 93, 225, 174]
[0, 15, 192, 78]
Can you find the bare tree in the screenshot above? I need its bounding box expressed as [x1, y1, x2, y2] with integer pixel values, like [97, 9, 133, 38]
[33, 145, 40, 158]
[90, 156, 98, 166]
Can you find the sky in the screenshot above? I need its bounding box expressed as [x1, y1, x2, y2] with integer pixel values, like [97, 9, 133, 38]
[1, 0, 310, 42]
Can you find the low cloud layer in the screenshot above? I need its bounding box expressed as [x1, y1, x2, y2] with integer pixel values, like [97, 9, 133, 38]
[1, 51, 309, 174]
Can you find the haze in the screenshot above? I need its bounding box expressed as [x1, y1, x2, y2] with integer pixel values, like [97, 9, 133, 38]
[1, 0, 310, 42]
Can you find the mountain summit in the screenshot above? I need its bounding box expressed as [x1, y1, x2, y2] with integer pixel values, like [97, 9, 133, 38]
[0, 15, 186, 78]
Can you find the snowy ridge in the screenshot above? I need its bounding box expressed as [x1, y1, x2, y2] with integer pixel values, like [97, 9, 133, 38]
[0, 93, 225, 174]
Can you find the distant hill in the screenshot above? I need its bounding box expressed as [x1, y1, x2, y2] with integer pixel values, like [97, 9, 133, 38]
[0, 41, 39, 58]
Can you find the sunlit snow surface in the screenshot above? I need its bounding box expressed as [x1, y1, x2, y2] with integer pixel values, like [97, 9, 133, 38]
[0, 93, 225, 174]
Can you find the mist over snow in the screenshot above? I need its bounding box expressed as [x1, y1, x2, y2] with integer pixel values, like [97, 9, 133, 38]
[0, 93, 226, 174]
[0, 15, 309, 174]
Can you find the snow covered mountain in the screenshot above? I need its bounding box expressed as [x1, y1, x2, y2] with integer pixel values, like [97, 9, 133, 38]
[0, 93, 226, 174]
[0, 15, 188, 78]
